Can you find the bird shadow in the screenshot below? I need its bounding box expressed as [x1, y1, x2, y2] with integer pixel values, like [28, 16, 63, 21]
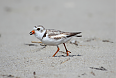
[24, 43, 38, 46]
[24, 43, 47, 47]
[55, 55, 82, 57]
[54, 51, 82, 57]
[24, 43, 47, 52]
[24, 44, 82, 57]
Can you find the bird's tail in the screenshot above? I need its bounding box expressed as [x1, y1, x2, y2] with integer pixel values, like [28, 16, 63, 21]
[66, 32, 82, 37]
[75, 32, 82, 37]
[76, 35, 82, 37]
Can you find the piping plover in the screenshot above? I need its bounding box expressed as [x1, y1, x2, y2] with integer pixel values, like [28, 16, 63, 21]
[29, 25, 82, 57]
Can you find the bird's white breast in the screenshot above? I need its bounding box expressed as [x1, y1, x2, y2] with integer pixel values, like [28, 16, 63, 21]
[42, 35, 71, 46]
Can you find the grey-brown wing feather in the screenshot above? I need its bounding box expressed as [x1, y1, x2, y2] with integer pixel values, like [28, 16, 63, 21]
[47, 29, 82, 40]
[47, 29, 65, 40]
[47, 29, 64, 35]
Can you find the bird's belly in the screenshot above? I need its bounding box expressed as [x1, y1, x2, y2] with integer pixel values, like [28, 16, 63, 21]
[42, 37, 71, 46]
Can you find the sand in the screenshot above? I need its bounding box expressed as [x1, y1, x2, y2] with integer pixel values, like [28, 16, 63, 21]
[0, 0, 115, 78]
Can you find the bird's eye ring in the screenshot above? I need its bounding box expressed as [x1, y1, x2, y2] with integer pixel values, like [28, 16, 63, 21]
[37, 28, 40, 31]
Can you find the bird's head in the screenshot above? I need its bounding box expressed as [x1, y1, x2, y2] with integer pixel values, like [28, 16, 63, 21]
[29, 25, 45, 35]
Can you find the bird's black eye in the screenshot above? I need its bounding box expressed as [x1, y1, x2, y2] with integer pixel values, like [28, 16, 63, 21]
[37, 28, 40, 31]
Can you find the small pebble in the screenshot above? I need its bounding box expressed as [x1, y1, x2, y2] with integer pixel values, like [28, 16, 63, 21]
[91, 71, 95, 76]
[102, 40, 113, 43]
[8, 75, 14, 77]
[33, 71, 36, 75]
[70, 40, 78, 46]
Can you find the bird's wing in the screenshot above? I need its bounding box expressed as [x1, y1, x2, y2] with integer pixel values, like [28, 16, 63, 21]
[47, 29, 82, 40]
[47, 29, 66, 40]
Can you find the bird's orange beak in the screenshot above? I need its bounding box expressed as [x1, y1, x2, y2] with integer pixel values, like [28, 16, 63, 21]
[29, 30, 35, 35]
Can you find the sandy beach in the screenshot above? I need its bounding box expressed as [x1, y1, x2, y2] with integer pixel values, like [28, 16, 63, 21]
[0, 0, 115, 78]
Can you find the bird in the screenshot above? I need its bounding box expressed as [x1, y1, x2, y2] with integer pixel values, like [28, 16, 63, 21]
[29, 25, 82, 57]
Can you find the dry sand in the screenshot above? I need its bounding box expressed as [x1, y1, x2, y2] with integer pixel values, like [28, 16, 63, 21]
[0, 0, 115, 78]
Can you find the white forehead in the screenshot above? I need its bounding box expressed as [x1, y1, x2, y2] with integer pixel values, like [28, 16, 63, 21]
[33, 25, 45, 30]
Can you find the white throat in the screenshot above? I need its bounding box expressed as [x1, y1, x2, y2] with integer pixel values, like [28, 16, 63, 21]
[34, 30, 46, 41]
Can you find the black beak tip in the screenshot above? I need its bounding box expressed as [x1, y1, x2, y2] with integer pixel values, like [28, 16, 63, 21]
[29, 32, 32, 35]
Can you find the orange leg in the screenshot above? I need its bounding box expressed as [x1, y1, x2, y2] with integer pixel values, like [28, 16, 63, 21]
[63, 43, 71, 56]
[52, 46, 60, 57]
